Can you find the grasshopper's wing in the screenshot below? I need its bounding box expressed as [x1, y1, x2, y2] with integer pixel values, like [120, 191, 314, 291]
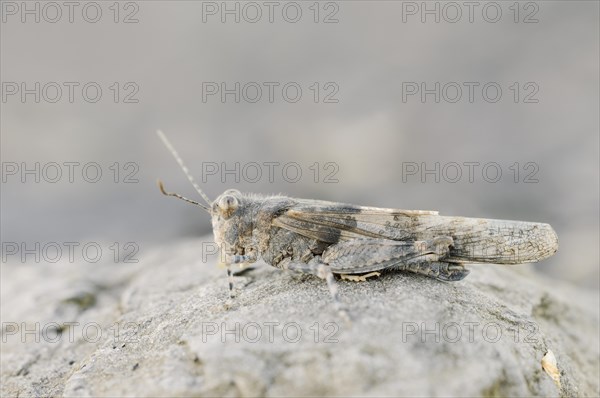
[271, 199, 558, 264]
[271, 199, 438, 243]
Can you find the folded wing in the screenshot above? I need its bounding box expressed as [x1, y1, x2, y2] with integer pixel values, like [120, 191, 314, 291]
[271, 199, 558, 264]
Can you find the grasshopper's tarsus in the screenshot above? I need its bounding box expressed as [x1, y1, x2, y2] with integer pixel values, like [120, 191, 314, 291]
[279, 258, 350, 318]
[226, 265, 235, 298]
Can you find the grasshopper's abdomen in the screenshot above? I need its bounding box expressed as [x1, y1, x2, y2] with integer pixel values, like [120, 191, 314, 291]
[414, 216, 558, 264]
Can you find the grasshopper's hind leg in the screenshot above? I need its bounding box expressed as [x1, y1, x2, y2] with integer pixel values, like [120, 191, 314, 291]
[403, 257, 470, 281]
[438, 263, 470, 281]
[322, 236, 469, 282]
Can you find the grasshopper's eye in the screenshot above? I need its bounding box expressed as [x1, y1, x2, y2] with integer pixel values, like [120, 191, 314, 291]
[217, 194, 239, 218]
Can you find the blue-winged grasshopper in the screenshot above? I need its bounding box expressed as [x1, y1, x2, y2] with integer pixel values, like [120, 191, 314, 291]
[156, 131, 558, 309]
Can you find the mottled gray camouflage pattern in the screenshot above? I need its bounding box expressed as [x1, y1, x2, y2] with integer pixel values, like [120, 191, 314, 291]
[209, 190, 558, 293]
[157, 131, 558, 308]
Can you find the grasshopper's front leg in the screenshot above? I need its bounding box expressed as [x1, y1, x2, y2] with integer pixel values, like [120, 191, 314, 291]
[222, 250, 258, 306]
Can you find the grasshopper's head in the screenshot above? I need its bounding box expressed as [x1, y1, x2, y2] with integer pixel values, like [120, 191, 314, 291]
[158, 181, 253, 257]
[210, 189, 254, 257]
[156, 130, 256, 263]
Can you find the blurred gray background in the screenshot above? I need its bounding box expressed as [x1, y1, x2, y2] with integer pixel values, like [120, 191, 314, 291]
[1, 1, 598, 288]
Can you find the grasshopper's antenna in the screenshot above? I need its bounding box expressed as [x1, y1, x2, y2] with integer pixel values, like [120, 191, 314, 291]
[157, 180, 210, 211]
[156, 130, 213, 208]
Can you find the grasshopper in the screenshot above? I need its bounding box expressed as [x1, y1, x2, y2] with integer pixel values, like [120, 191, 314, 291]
[156, 131, 558, 310]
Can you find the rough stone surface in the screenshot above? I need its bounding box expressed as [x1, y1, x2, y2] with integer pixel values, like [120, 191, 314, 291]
[1, 237, 599, 397]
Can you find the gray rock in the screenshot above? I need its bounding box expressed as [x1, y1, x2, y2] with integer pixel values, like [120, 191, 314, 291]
[2, 238, 598, 397]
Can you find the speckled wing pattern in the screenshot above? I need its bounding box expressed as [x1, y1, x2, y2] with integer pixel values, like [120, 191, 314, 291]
[272, 199, 558, 265]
